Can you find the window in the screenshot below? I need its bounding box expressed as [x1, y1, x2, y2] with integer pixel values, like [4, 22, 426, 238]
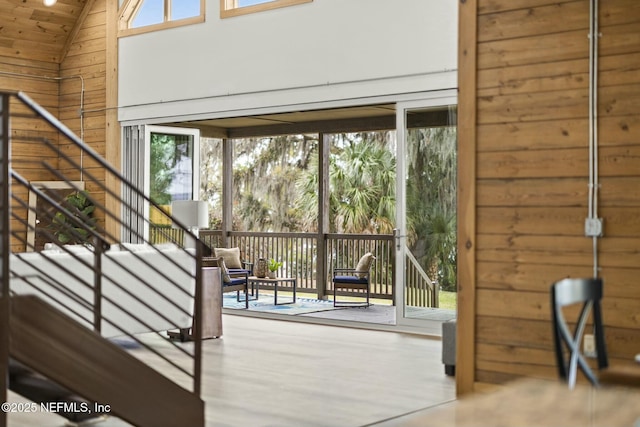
[118, 0, 205, 37]
[144, 126, 201, 234]
[221, 0, 312, 19]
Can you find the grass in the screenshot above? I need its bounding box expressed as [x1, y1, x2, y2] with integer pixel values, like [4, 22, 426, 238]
[438, 290, 457, 311]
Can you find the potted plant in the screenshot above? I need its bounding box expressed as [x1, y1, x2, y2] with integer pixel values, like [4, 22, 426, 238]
[48, 190, 97, 246]
[267, 258, 282, 279]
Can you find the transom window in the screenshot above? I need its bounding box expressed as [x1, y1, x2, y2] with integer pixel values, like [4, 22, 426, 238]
[119, 0, 205, 37]
[221, 0, 312, 19]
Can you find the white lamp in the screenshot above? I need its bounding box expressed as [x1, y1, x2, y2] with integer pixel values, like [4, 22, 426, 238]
[171, 200, 208, 248]
[43, 0, 57, 6]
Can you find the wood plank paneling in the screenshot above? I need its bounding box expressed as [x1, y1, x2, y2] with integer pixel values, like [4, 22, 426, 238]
[477, 342, 553, 366]
[478, 206, 585, 235]
[476, 360, 557, 381]
[0, 0, 107, 252]
[478, 88, 588, 124]
[600, 177, 640, 205]
[456, 0, 479, 396]
[477, 289, 549, 320]
[477, 119, 588, 151]
[598, 206, 640, 236]
[478, 0, 576, 15]
[478, 148, 588, 179]
[478, 145, 640, 180]
[478, 315, 638, 347]
[478, 30, 589, 69]
[478, 178, 589, 207]
[0, 0, 88, 63]
[461, 0, 640, 390]
[478, 1, 588, 43]
[478, 59, 589, 95]
[477, 261, 595, 291]
[58, 1, 107, 237]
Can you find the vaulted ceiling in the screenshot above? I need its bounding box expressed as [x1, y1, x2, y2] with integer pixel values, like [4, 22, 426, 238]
[0, 1, 449, 135]
[0, 0, 91, 63]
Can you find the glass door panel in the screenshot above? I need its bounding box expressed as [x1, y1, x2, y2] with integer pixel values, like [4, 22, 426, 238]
[143, 125, 200, 241]
[396, 96, 457, 330]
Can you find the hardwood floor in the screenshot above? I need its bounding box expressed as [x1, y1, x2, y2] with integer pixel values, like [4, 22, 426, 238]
[8, 315, 455, 427]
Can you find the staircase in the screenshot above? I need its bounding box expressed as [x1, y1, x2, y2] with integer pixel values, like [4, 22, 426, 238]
[10, 295, 204, 427]
[9, 359, 107, 423]
[0, 91, 206, 426]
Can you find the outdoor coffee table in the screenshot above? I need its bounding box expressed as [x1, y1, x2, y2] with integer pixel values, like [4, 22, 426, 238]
[248, 277, 297, 305]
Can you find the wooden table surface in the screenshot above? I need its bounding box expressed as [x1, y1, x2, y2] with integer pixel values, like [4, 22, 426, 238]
[388, 378, 640, 427]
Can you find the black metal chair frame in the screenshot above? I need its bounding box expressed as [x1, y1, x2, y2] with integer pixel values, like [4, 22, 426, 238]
[551, 277, 609, 389]
[332, 267, 371, 308]
[206, 257, 252, 309]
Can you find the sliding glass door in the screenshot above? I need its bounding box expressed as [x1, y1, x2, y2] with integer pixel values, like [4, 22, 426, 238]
[395, 94, 457, 332]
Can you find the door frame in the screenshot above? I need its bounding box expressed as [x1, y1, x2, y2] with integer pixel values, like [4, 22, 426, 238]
[395, 92, 457, 332]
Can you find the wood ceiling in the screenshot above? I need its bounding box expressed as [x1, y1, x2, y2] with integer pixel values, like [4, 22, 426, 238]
[0, 0, 92, 63]
[168, 104, 399, 138]
[167, 104, 453, 139]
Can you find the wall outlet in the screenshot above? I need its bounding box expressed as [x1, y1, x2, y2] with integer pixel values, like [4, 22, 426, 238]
[583, 334, 596, 358]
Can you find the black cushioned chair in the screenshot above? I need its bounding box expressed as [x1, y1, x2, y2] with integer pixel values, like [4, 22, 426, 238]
[551, 277, 608, 389]
[332, 253, 375, 308]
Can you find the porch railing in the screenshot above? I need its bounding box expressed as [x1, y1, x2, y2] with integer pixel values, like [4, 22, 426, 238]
[195, 229, 438, 306]
[405, 249, 439, 308]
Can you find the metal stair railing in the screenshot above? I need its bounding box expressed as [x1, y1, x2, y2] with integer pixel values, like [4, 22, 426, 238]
[0, 91, 205, 425]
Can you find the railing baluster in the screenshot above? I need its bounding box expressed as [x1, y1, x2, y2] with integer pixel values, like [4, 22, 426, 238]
[5, 91, 207, 409]
[193, 230, 434, 308]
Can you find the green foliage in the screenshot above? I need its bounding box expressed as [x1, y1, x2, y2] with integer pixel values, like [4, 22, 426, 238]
[296, 133, 396, 234]
[49, 190, 96, 245]
[268, 258, 283, 272]
[203, 119, 458, 291]
[150, 133, 194, 205]
[232, 135, 317, 232]
[406, 126, 458, 291]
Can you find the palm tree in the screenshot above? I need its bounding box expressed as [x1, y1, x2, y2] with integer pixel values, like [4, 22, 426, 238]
[202, 125, 457, 291]
[296, 132, 396, 234]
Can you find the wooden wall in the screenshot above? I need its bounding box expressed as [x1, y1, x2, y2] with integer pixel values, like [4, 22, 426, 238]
[60, 1, 108, 211]
[0, 0, 108, 251]
[458, 0, 640, 393]
[0, 57, 63, 251]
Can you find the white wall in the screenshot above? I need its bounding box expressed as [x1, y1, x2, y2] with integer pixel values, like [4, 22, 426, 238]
[118, 0, 458, 123]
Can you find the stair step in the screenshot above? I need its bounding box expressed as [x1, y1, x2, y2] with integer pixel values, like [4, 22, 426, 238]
[9, 359, 106, 422]
[10, 295, 204, 427]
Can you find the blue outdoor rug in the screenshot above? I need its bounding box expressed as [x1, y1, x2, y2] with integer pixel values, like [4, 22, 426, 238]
[222, 292, 345, 315]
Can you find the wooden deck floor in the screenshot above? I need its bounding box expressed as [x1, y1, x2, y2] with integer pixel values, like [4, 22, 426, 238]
[8, 314, 456, 427]
[224, 290, 457, 337]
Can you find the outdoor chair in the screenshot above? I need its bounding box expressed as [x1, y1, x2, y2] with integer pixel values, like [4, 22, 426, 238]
[332, 252, 375, 308]
[551, 277, 608, 389]
[206, 255, 250, 309]
[213, 247, 253, 276]
[213, 247, 255, 296]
